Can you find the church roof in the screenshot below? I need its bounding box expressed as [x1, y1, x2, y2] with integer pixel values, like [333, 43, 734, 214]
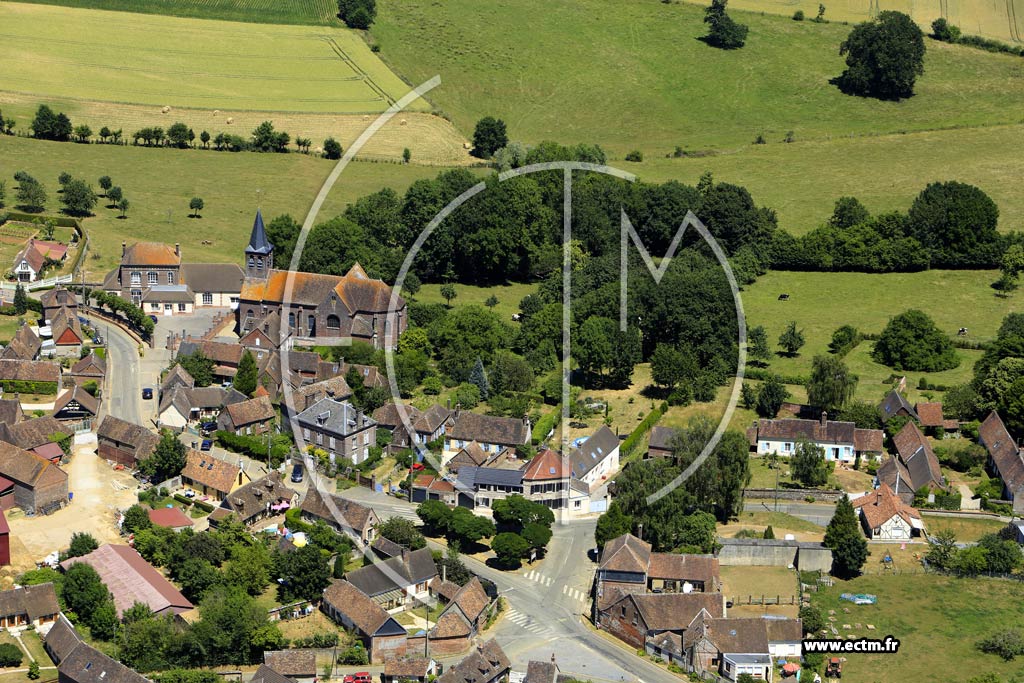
[246, 211, 274, 256]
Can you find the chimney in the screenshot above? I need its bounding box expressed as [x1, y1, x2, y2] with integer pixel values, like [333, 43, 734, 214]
[175, 243, 181, 256]
[820, 411, 828, 427]
[446, 398, 451, 410]
[455, 403, 462, 421]
[442, 564, 447, 584]
[122, 241, 127, 257]
[551, 653, 556, 664]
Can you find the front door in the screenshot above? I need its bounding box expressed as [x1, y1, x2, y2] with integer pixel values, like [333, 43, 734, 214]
[164, 303, 173, 316]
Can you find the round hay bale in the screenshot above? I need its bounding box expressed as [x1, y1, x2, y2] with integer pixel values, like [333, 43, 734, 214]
[400, 119, 407, 126]
[315, 147, 324, 155]
[363, 115, 370, 121]
[226, 117, 234, 124]
[463, 142, 471, 149]
[213, 110, 220, 116]
[161, 106, 171, 114]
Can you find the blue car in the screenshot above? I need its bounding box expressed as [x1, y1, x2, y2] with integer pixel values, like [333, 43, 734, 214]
[141, 388, 153, 400]
[200, 439, 213, 451]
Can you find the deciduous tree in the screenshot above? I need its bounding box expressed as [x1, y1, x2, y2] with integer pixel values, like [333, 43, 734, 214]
[837, 11, 925, 100]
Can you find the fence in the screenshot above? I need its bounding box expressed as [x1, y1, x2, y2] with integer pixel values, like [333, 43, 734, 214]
[729, 594, 800, 606]
[0, 274, 73, 292]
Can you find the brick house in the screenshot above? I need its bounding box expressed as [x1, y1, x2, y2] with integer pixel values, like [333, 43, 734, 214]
[373, 402, 453, 452]
[263, 650, 316, 683]
[97, 416, 159, 468]
[598, 591, 724, 651]
[321, 579, 408, 664]
[877, 420, 947, 505]
[52, 385, 99, 422]
[50, 307, 83, 351]
[217, 395, 276, 436]
[0, 325, 41, 362]
[209, 472, 295, 526]
[443, 409, 530, 461]
[0, 440, 68, 514]
[299, 487, 379, 545]
[436, 640, 510, 683]
[69, 352, 106, 386]
[686, 615, 803, 682]
[344, 547, 437, 611]
[294, 398, 376, 465]
[181, 450, 251, 501]
[979, 411, 1024, 514]
[428, 577, 493, 655]
[852, 483, 923, 539]
[40, 287, 77, 322]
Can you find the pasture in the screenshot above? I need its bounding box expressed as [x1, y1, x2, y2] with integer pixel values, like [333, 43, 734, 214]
[10, 0, 338, 24]
[0, 134, 458, 278]
[0, 3, 428, 114]
[812, 574, 1024, 682]
[374, 0, 1024, 154]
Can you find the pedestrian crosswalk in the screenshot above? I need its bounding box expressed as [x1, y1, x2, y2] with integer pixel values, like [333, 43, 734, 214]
[505, 609, 555, 637]
[522, 570, 553, 586]
[520, 571, 589, 605]
[561, 584, 587, 603]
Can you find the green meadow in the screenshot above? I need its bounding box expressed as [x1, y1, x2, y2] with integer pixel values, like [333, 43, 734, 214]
[8, 0, 338, 24]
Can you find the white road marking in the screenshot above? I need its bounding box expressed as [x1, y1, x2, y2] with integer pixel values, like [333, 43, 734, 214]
[561, 585, 567, 595]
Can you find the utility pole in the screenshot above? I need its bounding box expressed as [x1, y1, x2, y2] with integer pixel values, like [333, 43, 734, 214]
[774, 456, 780, 512]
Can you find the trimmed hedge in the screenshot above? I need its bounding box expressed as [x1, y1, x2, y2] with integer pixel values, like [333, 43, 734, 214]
[215, 430, 289, 466]
[0, 380, 57, 395]
[621, 401, 669, 461]
[531, 410, 560, 445]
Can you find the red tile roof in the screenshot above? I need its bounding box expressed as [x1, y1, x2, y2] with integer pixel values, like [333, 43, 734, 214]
[148, 506, 194, 529]
[60, 544, 193, 616]
[915, 402, 945, 428]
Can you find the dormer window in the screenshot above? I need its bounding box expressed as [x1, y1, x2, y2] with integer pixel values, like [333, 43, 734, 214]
[167, 272, 175, 284]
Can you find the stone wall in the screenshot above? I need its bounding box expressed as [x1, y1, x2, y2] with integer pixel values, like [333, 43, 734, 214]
[743, 488, 845, 502]
[716, 538, 832, 572]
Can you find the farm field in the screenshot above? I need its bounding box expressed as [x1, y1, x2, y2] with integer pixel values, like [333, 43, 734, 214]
[0, 134, 464, 278]
[632, 124, 1024, 236]
[812, 574, 1024, 683]
[10, 0, 339, 24]
[743, 269, 1010, 401]
[0, 3, 428, 114]
[374, 0, 1024, 154]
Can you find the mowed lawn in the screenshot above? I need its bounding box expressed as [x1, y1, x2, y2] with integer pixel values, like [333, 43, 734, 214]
[11, 0, 339, 24]
[633, 124, 1024, 236]
[413, 282, 537, 325]
[0, 2, 429, 113]
[374, 0, 1024, 153]
[813, 574, 1024, 683]
[742, 269, 1012, 402]
[0, 134, 455, 278]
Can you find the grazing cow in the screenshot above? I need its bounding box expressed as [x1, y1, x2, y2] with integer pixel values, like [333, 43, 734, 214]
[958, 327, 968, 336]
[778, 293, 790, 301]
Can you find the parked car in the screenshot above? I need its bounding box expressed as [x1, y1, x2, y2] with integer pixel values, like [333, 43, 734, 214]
[200, 439, 213, 451]
[291, 463, 304, 483]
[200, 421, 218, 435]
[148, 315, 159, 324]
[411, 462, 425, 471]
[141, 388, 153, 400]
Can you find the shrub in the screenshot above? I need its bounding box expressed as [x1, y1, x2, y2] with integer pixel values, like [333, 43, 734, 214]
[978, 629, 1024, 661]
[792, 9, 804, 20]
[931, 17, 961, 42]
[0, 643, 23, 667]
[624, 150, 644, 162]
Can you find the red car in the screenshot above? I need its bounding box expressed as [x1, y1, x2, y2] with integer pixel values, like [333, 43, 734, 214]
[411, 462, 425, 471]
[343, 674, 372, 683]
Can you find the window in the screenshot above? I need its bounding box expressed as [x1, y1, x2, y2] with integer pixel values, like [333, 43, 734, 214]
[316, 433, 323, 445]
[288, 312, 296, 328]
[784, 442, 793, 453]
[131, 289, 142, 304]
[303, 428, 310, 439]
[307, 315, 316, 333]
[202, 292, 213, 305]
[364, 432, 370, 444]
[620, 606, 626, 617]
[329, 436, 335, 449]
[151, 303, 160, 311]
[168, 272, 175, 284]
[248, 255, 255, 269]
[148, 272, 158, 285]
[130, 271, 141, 285]
[326, 315, 341, 329]
[574, 500, 581, 509]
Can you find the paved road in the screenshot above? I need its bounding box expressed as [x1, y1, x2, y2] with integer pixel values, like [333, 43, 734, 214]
[340, 487, 680, 683]
[744, 500, 837, 526]
[87, 314, 144, 426]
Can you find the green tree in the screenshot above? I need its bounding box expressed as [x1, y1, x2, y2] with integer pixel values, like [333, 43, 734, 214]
[27, 661, 40, 680]
[999, 244, 1024, 292]
[0, 644, 23, 667]
[166, 122, 190, 148]
[176, 350, 215, 387]
[931, 17, 961, 42]
[521, 522, 553, 552]
[323, 137, 342, 160]
[468, 357, 490, 400]
[748, 325, 772, 366]
[106, 185, 123, 206]
[763, 525, 775, 540]
[447, 507, 496, 546]
[595, 503, 633, 550]
[440, 283, 458, 307]
[491, 532, 530, 568]
[234, 349, 258, 396]
[140, 431, 187, 483]
[224, 543, 273, 596]
[375, 517, 427, 550]
[824, 495, 868, 578]
[829, 196, 870, 229]
[651, 344, 688, 390]
[67, 531, 98, 558]
[13, 285, 27, 315]
[489, 350, 534, 394]
[492, 494, 555, 531]
[799, 605, 826, 634]
[777, 321, 805, 357]
[189, 197, 204, 218]
[98, 175, 112, 195]
[90, 600, 119, 640]
[275, 544, 331, 603]
[122, 504, 152, 534]
[471, 117, 508, 159]
[806, 354, 858, 413]
[837, 11, 925, 100]
[756, 374, 789, 418]
[62, 562, 112, 622]
[118, 197, 130, 218]
[954, 545, 989, 576]
[16, 180, 47, 212]
[977, 533, 1022, 574]
[873, 309, 959, 372]
[703, 0, 748, 49]
[908, 181, 1000, 268]
[200, 130, 211, 148]
[791, 438, 830, 488]
[402, 147, 411, 163]
[122, 601, 153, 625]
[417, 500, 453, 535]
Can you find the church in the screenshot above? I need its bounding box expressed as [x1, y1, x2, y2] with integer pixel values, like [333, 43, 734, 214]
[236, 211, 407, 349]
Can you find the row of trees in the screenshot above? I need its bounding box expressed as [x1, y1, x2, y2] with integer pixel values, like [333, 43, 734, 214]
[83, 288, 156, 338]
[10, 170, 131, 218]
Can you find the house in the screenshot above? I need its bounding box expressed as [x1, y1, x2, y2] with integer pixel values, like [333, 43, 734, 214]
[979, 411, 1024, 515]
[344, 547, 437, 611]
[41, 287, 77, 322]
[878, 421, 946, 504]
[217, 395, 276, 436]
[0, 583, 59, 630]
[161, 364, 195, 395]
[147, 506, 193, 532]
[299, 487, 378, 545]
[686, 615, 803, 682]
[0, 509, 8, 565]
[176, 340, 245, 383]
[523, 658, 559, 683]
[13, 239, 66, 282]
[49, 307, 83, 349]
[181, 450, 251, 501]
[158, 385, 247, 430]
[237, 210, 407, 348]
[61, 544, 193, 617]
[263, 649, 316, 683]
[852, 483, 923, 539]
[428, 577, 493, 655]
[444, 409, 530, 460]
[382, 657, 436, 683]
[595, 534, 721, 620]
[209, 472, 295, 526]
[70, 351, 106, 386]
[181, 262, 244, 309]
[240, 311, 291, 352]
[43, 614, 81, 664]
[0, 400, 24, 427]
[410, 474, 457, 506]
[294, 398, 376, 464]
[446, 441, 489, 474]
[97, 416, 159, 468]
[321, 579, 408, 664]
[0, 359, 60, 393]
[373, 403, 454, 453]
[57, 638, 150, 683]
[283, 376, 352, 418]
[250, 664, 294, 683]
[647, 425, 678, 459]
[52, 385, 99, 422]
[0, 440, 68, 514]
[880, 390, 918, 424]
[436, 640, 509, 683]
[1, 325, 41, 361]
[598, 591, 724, 652]
[0, 416, 68, 463]
[372, 536, 405, 561]
[567, 425, 620, 486]
[753, 412, 884, 464]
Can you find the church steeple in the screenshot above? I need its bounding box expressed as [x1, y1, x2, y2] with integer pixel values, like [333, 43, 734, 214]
[245, 210, 274, 279]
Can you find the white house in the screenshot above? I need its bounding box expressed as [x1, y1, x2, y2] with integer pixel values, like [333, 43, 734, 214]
[443, 409, 530, 462]
[568, 425, 620, 486]
[754, 412, 884, 464]
[852, 483, 923, 540]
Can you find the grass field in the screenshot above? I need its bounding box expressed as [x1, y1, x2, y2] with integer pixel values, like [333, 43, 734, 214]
[0, 3, 428, 114]
[812, 574, 1024, 683]
[374, 0, 1024, 154]
[633, 124, 1024, 236]
[414, 282, 537, 325]
[0, 134, 465, 278]
[11, 0, 339, 24]
[743, 269, 1012, 402]
[923, 513, 1009, 542]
